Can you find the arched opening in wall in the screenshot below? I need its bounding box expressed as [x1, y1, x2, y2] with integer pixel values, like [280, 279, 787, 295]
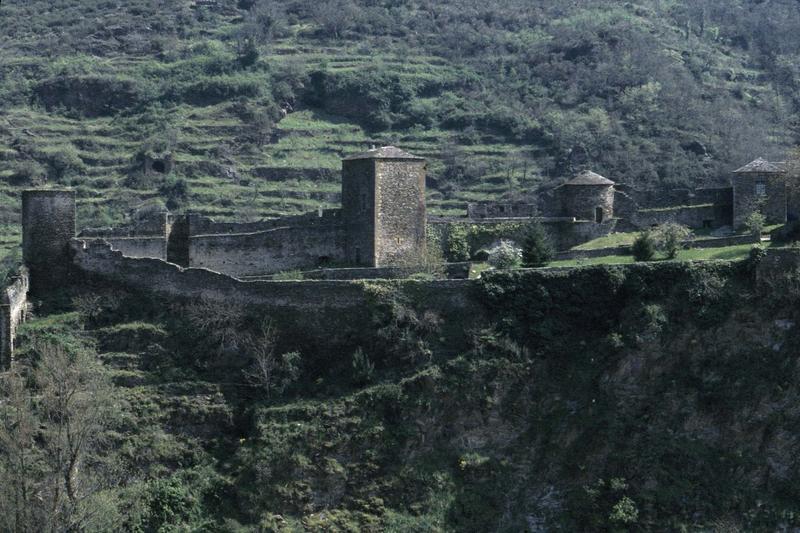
[595, 207, 604, 223]
[151, 160, 167, 174]
[317, 256, 331, 267]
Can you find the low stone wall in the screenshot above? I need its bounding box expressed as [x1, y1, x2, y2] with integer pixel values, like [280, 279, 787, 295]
[555, 246, 631, 260]
[427, 217, 616, 254]
[634, 204, 724, 229]
[555, 233, 760, 261]
[188, 224, 347, 277]
[299, 262, 472, 280]
[691, 233, 760, 249]
[0, 267, 29, 369]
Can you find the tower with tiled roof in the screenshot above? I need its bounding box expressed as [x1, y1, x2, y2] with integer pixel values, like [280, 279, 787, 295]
[732, 157, 787, 228]
[560, 170, 616, 222]
[341, 146, 427, 267]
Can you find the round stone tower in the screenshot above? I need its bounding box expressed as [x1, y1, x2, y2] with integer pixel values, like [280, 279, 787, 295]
[22, 189, 76, 296]
[561, 170, 615, 222]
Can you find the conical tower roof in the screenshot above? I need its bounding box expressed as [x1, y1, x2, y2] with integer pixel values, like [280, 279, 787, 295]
[564, 170, 615, 186]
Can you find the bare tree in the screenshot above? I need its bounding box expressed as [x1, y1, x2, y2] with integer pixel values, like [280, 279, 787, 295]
[0, 369, 40, 533]
[185, 299, 247, 355]
[35, 343, 116, 531]
[243, 320, 300, 398]
[0, 343, 117, 532]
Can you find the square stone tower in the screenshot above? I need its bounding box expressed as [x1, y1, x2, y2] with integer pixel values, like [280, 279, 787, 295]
[732, 158, 787, 228]
[22, 189, 76, 296]
[341, 146, 426, 267]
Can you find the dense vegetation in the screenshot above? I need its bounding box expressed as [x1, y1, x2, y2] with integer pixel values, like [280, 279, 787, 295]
[0, 0, 799, 248]
[6, 257, 800, 530]
[6, 1, 800, 530]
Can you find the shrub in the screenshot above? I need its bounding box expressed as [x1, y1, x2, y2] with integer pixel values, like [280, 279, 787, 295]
[521, 221, 553, 267]
[651, 223, 692, 259]
[351, 347, 374, 386]
[446, 225, 471, 262]
[631, 231, 656, 261]
[7, 160, 46, 185]
[488, 241, 522, 270]
[744, 210, 766, 235]
[42, 146, 85, 182]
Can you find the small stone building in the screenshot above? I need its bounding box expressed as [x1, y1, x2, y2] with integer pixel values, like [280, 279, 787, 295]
[342, 146, 427, 267]
[560, 170, 615, 222]
[732, 158, 787, 228]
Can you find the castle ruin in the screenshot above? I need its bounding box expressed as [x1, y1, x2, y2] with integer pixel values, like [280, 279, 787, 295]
[1, 149, 794, 368]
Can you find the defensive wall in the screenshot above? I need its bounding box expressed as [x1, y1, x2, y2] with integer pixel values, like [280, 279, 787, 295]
[71, 239, 482, 354]
[189, 224, 346, 277]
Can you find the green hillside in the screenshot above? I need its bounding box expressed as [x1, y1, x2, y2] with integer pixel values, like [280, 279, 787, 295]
[0, 0, 799, 242]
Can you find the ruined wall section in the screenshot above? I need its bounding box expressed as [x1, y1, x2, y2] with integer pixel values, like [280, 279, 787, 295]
[188, 224, 346, 277]
[374, 159, 426, 266]
[0, 268, 28, 369]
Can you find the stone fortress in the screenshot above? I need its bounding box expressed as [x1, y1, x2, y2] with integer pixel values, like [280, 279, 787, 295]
[0, 147, 794, 368]
[54, 147, 794, 280]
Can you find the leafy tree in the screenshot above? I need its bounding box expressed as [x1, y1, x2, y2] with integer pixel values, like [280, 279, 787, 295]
[351, 347, 374, 386]
[521, 221, 554, 267]
[651, 223, 693, 259]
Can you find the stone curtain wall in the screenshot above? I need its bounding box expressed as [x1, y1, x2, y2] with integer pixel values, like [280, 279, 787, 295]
[374, 159, 427, 266]
[71, 240, 481, 353]
[188, 225, 346, 277]
[467, 202, 539, 219]
[100, 237, 168, 260]
[0, 268, 29, 369]
[185, 211, 342, 236]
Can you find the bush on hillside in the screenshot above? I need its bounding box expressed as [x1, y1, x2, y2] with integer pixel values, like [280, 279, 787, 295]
[632, 231, 656, 262]
[521, 222, 553, 267]
[488, 241, 522, 270]
[6, 160, 46, 185]
[651, 223, 693, 259]
[446, 225, 471, 262]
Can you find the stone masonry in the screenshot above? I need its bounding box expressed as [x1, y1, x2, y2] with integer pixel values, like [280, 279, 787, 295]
[342, 146, 427, 267]
[22, 189, 76, 296]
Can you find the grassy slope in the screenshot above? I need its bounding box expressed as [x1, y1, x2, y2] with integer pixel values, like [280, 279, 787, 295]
[0, 0, 795, 260]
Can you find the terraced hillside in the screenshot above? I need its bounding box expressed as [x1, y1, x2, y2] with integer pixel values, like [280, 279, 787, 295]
[0, 0, 798, 255]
